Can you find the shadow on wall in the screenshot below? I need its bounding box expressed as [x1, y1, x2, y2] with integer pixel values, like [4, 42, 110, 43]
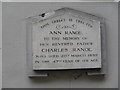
[29, 72, 105, 83]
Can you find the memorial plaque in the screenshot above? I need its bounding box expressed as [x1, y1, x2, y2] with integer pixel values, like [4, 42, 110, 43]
[31, 8, 102, 70]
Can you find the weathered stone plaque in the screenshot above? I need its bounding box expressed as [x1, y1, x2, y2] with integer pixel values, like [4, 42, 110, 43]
[31, 8, 102, 70]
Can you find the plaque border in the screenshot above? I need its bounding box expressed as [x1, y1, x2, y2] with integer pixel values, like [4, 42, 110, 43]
[26, 8, 106, 77]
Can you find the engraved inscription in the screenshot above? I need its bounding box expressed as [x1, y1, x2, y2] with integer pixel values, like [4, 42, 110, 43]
[32, 12, 101, 70]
